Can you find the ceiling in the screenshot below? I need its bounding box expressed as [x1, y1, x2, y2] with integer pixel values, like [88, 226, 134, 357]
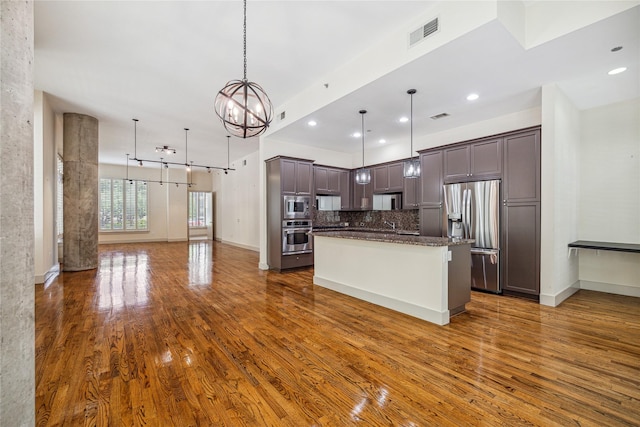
[34, 2, 639, 167]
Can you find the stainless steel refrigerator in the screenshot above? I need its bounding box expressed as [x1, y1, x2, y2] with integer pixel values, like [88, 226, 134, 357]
[443, 180, 501, 293]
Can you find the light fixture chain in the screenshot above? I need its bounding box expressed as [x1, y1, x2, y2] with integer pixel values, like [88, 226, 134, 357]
[243, 0, 247, 81]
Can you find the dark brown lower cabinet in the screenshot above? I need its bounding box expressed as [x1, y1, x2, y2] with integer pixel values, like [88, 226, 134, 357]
[502, 202, 540, 297]
[419, 205, 442, 237]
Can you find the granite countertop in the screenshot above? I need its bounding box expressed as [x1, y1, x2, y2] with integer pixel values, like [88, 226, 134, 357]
[311, 229, 474, 247]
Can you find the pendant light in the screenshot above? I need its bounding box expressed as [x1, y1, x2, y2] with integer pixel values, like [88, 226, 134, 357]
[355, 109, 371, 185]
[403, 89, 421, 178]
[214, 0, 273, 138]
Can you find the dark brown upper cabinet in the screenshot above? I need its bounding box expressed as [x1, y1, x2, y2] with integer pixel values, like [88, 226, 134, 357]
[339, 170, 351, 210]
[403, 177, 420, 209]
[314, 166, 341, 195]
[420, 150, 443, 205]
[503, 130, 540, 203]
[373, 162, 404, 193]
[282, 159, 313, 195]
[444, 138, 502, 183]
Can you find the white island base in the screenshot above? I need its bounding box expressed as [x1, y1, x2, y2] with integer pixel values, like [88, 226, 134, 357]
[313, 233, 471, 326]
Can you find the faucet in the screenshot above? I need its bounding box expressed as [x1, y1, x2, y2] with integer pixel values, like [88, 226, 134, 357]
[383, 220, 396, 231]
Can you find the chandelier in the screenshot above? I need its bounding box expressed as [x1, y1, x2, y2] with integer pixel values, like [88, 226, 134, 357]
[214, 0, 273, 138]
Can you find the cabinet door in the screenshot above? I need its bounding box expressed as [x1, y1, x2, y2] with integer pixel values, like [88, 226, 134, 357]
[295, 161, 313, 195]
[403, 177, 419, 208]
[339, 170, 351, 210]
[314, 166, 328, 193]
[502, 202, 540, 295]
[420, 205, 442, 237]
[328, 169, 341, 193]
[470, 139, 502, 179]
[420, 150, 443, 204]
[503, 130, 540, 202]
[281, 159, 298, 194]
[387, 163, 404, 191]
[373, 166, 389, 193]
[443, 145, 470, 183]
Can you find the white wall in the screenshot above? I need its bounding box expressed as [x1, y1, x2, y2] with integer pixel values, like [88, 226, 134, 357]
[213, 150, 261, 251]
[33, 91, 58, 283]
[540, 84, 581, 306]
[576, 97, 640, 296]
[362, 107, 542, 166]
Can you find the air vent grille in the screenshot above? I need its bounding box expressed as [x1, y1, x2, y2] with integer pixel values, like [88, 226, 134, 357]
[430, 113, 449, 120]
[409, 17, 439, 47]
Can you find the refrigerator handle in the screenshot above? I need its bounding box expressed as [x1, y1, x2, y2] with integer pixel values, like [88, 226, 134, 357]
[466, 187, 472, 239]
[462, 188, 469, 239]
[462, 189, 471, 239]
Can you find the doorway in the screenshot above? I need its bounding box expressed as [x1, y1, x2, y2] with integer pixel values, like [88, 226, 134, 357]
[188, 191, 213, 241]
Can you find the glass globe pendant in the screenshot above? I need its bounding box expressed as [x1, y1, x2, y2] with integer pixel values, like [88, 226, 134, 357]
[355, 109, 370, 185]
[403, 89, 421, 178]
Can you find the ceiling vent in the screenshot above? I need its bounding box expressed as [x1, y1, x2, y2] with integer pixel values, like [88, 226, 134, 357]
[409, 17, 439, 47]
[430, 113, 449, 120]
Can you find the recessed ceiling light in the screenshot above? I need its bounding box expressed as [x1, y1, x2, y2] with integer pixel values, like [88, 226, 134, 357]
[398, 116, 409, 123]
[379, 139, 386, 144]
[608, 67, 627, 75]
[307, 120, 317, 126]
[466, 93, 479, 101]
[352, 132, 362, 138]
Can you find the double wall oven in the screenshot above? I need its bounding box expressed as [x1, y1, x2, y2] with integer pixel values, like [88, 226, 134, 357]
[282, 219, 312, 255]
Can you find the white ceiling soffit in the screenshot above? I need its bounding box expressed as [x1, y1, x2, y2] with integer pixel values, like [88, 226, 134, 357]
[269, 5, 640, 153]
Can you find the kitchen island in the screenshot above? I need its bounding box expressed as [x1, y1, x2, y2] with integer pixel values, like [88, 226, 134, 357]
[312, 230, 473, 326]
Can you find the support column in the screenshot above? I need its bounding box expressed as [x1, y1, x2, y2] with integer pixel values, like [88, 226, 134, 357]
[0, 1, 35, 425]
[63, 113, 99, 271]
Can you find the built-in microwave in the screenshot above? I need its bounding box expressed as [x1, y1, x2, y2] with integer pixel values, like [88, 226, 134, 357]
[283, 195, 310, 219]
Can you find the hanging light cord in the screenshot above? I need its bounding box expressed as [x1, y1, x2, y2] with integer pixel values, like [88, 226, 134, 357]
[360, 110, 366, 168]
[243, 0, 247, 81]
[410, 92, 414, 159]
[184, 128, 189, 165]
[227, 135, 231, 169]
[133, 119, 138, 159]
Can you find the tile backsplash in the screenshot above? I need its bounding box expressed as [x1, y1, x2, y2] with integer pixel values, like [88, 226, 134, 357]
[313, 209, 419, 231]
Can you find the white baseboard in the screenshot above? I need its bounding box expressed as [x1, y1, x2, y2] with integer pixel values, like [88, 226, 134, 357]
[220, 240, 259, 252]
[540, 282, 580, 307]
[313, 275, 450, 326]
[578, 280, 640, 297]
[99, 237, 171, 244]
[35, 263, 60, 285]
[258, 262, 270, 270]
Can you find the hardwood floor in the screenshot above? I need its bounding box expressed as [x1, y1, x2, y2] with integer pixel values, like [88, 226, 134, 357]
[35, 241, 640, 426]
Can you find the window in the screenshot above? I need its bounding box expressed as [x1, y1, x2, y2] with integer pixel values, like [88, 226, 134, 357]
[57, 154, 64, 242]
[99, 178, 148, 231]
[188, 192, 208, 228]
